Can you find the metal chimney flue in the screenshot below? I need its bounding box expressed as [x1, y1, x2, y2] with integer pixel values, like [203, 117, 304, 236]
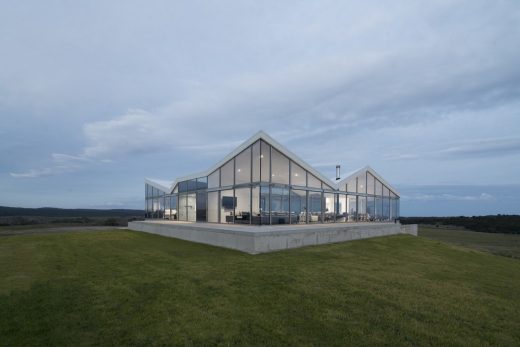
[336, 165, 341, 180]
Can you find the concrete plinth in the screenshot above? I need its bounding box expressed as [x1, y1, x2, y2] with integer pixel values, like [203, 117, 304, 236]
[128, 220, 417, 254]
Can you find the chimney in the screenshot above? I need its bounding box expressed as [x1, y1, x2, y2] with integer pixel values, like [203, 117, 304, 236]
[336, 165, 341, 180]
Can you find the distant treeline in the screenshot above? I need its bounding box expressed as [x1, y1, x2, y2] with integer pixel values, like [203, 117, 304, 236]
[400, 215, 520, 234]
[0, 206, 144, 227]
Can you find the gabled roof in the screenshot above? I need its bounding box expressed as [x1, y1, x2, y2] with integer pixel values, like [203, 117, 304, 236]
[336, 166, 400, 196]
[145, 131, 398, 196]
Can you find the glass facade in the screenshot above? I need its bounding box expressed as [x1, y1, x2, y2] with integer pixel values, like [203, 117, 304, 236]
[144, 140, 400, 225]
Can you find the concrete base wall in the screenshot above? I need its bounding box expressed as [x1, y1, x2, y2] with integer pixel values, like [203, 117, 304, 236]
[128, 221, 416, 254]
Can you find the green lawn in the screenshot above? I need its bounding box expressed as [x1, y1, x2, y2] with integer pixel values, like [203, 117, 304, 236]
[1, 230, 519, 346]
[419, 225, 520, 259]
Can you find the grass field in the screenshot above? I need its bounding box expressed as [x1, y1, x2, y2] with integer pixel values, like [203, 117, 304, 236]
[419, 225, 520, 259]
[1, 229, 520, 346]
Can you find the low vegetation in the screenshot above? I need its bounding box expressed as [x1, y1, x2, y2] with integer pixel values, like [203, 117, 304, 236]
[0, 206, 143, 227]
[419, 225, 520, 259]
[1, 229, 519, 345]
[400, 215, 520, 234]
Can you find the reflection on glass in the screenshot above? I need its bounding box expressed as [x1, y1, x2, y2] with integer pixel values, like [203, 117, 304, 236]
[357, 174, 366, 194]
[290, 189, 307, 224]
[357, 196, 366, 221]
[307, 174, 321, 189]
[260, 186, 270, 224]
[376, 179, 383, 196]
[234, 187, 251, 224]
[208, 170, 220, 188]
[375, 197, 383, 221]
[171, 195, 178, 220]
[271, 148, 289, 184]
[196, 177, 208, 190]
[178, 181, 188, 193]
[336, 194, 347, 222]
[220, 159, 234, 187]
[308, 191, 322, 223]
[252, 141, 260, 182]
[347, 177, 357, 193]
[367, 173, 375, 195]
[271, 187, 290, 224]
[260, 141, 270, 182]
[367, 196, 375, 221]
[220, 189, 234, 223]
[323, 193, 335, 223]
[235, 147, 251, 184]
[252, 186, 261, 225]
[207, 191, 219, 223]
[347, 195, 357, 222]
[290, 162, 306, 186]
[196, 191, 206, 222]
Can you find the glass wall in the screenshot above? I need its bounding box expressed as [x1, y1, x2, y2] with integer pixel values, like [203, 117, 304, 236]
[271, 187, 290, 224]
[323, 193, 335, 223]
[260, 141, 270, 182]
[271, 149, 289, 185]
[290, 189, 307, 224]
[291, 162, 306, 186]
[196, 191, 207, 222]
[220, 189, 234, 223]
[308, 191, 322, 223]
[234, 187, 251, 224]
[235, 148, 251, 184]
[207, 191, 219, 223]
[144, 144, 400, 225]
[221, 160, 234, 187]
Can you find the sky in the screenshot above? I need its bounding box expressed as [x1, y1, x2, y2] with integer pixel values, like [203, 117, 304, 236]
[1, 0, 519, 216]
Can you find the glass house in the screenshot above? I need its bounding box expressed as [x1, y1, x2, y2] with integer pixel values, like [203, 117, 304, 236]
[144, 131, 400, 225]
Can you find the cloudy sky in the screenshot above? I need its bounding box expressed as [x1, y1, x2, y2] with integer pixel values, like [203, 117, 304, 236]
[1, 0, 519, 216]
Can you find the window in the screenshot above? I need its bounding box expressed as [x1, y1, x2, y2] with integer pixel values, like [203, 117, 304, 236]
[207, 191, 219, 223]
[347, 195, 357, 222]
[197, 177, 208, 190]
[187, 179, 197, 191]
[196, 191, 207, 222]
[220, 159, 234, 187]
[367, 196, 375, 221]
[251, 186, 261, 225]
[357, 173, 366, 194]
[235, 147, 251, 184]
[252, 141, 261, 182]
[271, 187, 289, 224]
[234, 187, 251, 224]
[290, 162, 306, 186]
[336, 194, 347, 222]
[346, 177, 357, 193]
[323, 193, 335, 223]
[357, 196, 366, 221]
[367, 173, 375, 195]
[260, 186, 270, 223]
[208, 170, 220, 189]
[271, 148, 289, 184]
[260, 141, 270, 182]
[307, 173, 321, 189]
[220, 189, 234, 223]
[308, 191, 322, 223]
[290, 189, 307, 224]
[178, 181, 188, 193]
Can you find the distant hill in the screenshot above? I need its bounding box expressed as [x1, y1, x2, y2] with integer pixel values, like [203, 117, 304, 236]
[400, 215, 520, 234]
[0, 206, 143, 218]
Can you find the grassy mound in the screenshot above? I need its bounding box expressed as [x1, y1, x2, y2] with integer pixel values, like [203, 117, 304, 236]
[1, 230, 519, 345]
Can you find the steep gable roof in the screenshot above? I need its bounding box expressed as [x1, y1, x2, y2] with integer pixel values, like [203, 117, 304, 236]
[145, 131, 398, 196]
[336, 166, 400, 196]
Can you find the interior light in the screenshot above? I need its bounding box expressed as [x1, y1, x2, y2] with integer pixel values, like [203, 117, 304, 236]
[294, 173, 299, 177]
[237, 169, 241, 172]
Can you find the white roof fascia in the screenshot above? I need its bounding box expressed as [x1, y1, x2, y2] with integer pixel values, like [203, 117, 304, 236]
[145, 178, 172, 193]
[336, 166, 400, 196]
